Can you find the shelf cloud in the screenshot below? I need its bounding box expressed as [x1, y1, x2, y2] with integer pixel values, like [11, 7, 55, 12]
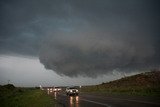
[0, 0, 160, 77]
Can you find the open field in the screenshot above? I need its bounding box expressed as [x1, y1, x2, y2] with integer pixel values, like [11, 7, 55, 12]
[81, 70, 160, 96]
[0, 84, 57, 107]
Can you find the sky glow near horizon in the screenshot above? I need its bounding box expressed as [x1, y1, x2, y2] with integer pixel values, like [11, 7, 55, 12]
[0, 55, 132, 87]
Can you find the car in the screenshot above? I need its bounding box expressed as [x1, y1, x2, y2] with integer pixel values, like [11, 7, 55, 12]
[66, 87, 79, 96]
[53, 87, 62, 92]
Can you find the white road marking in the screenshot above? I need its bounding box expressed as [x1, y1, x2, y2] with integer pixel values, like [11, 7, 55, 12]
[100, 96, 160, 105]
[84, 95, 160, 106]
[81, 98, 111, 107]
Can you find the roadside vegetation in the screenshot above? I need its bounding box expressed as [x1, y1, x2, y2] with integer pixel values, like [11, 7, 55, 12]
[0, 84, 56, 107]
[81, 70, 160, 96]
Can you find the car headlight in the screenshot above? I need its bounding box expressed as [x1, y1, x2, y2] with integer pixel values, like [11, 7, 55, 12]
[76, 90, 78, 92]
[70, 90, 73, 92]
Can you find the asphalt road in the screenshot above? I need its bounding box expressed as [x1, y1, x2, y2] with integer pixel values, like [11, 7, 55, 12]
[48, 91, 160, 107]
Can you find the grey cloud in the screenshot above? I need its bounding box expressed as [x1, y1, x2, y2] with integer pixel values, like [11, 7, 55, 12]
[39, 30, 159, 77]
[0, 0, 70, 55]
[0, 0, 160, 77]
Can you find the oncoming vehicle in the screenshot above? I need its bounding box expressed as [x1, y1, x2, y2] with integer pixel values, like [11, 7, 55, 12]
[66, 87, 79, 96]
[53, 87, 62, 92]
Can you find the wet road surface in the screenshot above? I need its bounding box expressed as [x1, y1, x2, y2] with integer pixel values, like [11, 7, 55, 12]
[47, 91, 160, 107]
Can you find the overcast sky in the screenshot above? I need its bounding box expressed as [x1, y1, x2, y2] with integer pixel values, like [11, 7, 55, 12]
[0, 0, 160, 86]
[1, 55, 126, 87]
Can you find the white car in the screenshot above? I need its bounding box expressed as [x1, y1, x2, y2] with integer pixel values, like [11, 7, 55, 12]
[66, 87, 79, 96]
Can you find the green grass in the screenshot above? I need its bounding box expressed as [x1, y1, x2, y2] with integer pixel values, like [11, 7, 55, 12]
[81, 71, 160, 96]
[81, 86, 160, 96]
[0, 85, 56, 107]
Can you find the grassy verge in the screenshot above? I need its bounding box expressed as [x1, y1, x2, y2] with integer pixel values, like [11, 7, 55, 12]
[0, 84, 56, 107]
[81, 71, 160, 96]
[81, 86, 160, 96]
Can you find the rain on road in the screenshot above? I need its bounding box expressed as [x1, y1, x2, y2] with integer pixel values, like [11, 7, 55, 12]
[47, 90, 160, 107]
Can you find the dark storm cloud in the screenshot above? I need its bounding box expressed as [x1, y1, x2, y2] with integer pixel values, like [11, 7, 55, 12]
[0, 0, 69, 55]
[0, 0, 160, 77]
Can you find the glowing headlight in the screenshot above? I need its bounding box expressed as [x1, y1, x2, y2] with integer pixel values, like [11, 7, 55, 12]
[76, 90, 78, 92]
[70, 90, 73, 92]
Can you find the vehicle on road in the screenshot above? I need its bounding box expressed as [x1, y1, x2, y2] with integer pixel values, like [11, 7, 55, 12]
[47, 87, 61, 92]
[53, 87, 62, 92]
[66, 87, 79, 96]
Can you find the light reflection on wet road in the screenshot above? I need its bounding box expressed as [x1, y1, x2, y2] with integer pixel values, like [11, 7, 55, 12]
[54, 92, 57, 100]
[69, 96, 79, 107]
[47, 90, 111, 107]
[47, 90, 160, 107]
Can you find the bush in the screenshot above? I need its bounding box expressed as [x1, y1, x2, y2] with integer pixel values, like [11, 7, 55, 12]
[3, 84, 15, 90]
